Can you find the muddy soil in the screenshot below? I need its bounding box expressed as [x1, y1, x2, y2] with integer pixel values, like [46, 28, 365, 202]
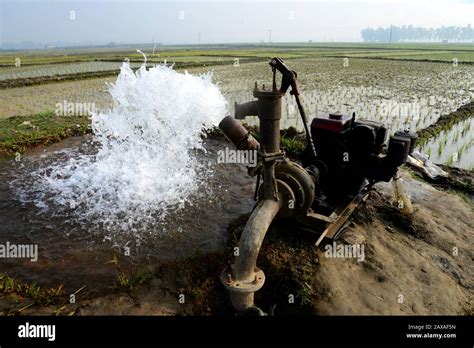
[2, 168, 472, 316]
[436, 165, 474, 199]
[309, 171, 472, 315]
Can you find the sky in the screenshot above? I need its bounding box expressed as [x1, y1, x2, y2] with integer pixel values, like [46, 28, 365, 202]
[0, 0, 473, 46]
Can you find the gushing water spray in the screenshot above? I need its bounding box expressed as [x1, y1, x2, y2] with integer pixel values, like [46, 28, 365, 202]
[24, 61, 227, 234]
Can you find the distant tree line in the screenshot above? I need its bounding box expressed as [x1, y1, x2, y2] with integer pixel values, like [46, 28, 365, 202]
[361, 25, 474, 43]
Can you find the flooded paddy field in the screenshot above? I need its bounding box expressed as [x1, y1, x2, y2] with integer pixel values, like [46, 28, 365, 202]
[419, 117, 474, 170]
[1, 57, 472, 167]
[3, 58, 472, 120]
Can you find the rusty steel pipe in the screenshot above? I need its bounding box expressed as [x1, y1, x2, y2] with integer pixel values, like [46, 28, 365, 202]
[219, 116, 260, 151]
[222, 198, 282, 311]
[234, 100, 258, 119]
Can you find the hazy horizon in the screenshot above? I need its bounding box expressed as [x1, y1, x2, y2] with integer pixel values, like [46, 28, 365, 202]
[1, 0, 473, 49]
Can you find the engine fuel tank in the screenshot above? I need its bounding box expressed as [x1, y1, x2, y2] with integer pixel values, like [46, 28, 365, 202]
[311, 112, 352, 133]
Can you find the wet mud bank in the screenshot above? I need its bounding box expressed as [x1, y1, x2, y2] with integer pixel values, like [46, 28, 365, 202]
[417, 101, 474, 144]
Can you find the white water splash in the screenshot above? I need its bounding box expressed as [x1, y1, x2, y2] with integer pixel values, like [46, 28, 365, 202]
[30, 62, 227, 233]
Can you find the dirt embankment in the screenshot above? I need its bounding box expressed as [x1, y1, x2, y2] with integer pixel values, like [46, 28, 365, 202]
[0, 70, 122, 90]
[427, 165, 474, 199]
[417, 101, 474, 143]
[310, 172, 473, 315]
[0, 59, 264, 90]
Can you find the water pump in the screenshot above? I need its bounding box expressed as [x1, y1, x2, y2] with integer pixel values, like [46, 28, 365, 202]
[218, 58, 417, 313]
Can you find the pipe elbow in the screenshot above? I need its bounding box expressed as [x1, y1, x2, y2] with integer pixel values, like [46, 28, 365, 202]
[235, 101, 259, 119]
[234, 199, 281, 281]
[222, 199, 281, 311]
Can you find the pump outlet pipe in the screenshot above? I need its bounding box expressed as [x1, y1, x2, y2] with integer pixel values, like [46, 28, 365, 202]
[220, 198, 282, 310]
[219, 79, 285, 312]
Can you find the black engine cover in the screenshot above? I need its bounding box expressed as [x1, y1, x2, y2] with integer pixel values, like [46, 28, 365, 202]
[302, 117, 411, 202]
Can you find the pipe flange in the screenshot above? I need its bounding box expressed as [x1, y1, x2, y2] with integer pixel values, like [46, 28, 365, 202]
[220, 267, 265, 294]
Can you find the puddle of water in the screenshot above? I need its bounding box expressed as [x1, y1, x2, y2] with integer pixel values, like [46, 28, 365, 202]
[0, 62, 256, 292]
[0, 136, 255, 292]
